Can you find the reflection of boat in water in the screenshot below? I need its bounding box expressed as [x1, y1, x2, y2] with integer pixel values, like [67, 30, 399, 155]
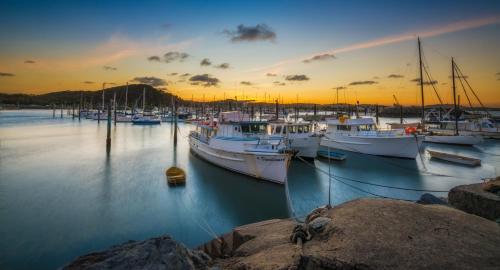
[428, 150, 481, 166]
[189, 111, 292, 184]
[321, 117, 423, 159]
[269, 121, 321, 158]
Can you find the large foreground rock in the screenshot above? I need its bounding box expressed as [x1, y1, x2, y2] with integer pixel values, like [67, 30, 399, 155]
[60, 235, 210, 270]
[212, 198, 500, 270]
[448, 178, 500, 221]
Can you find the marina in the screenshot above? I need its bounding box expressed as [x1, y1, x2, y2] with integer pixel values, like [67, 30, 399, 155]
[0, 109, 499, 269]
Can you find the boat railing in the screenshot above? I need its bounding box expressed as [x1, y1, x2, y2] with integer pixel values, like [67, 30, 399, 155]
[244, 137, 286, 152]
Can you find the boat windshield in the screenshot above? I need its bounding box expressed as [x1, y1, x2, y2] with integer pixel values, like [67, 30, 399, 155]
[357, 125, 374, 131]
[241, 123, 267, 134]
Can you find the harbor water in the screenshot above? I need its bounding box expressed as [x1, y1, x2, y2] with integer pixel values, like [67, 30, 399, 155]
[1, 110, 499, 269]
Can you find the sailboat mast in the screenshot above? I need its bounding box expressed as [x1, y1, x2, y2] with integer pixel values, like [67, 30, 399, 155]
[125, 82, 128, 112]
[142, 87, 146, 112]
[102, 83, 105, 112]
[418, 37, 425, 126]
[452, 57, 458, 136]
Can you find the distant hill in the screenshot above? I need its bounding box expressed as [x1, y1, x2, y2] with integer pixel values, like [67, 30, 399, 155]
[0, 84, 182, 109]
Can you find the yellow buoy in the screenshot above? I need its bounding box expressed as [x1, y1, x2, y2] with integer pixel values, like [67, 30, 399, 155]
[166, 166, 186, 185]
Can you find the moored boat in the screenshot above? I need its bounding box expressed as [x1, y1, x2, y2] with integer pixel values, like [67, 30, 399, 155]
[269, 121, 321, 159]
[427, 150, 481, 166]
[189, 111, 292, 184]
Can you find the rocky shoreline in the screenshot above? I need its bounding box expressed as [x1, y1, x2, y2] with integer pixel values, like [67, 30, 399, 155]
[61, 178, 500, 270]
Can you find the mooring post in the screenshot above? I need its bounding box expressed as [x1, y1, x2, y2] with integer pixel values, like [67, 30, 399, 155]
[113, 92, 117, 125]
[375, 104, 379, 125]
[106, 100, 112, 154]
[78, 101, 81, 121]
[314, 104, 317, 117]
[400, 105, 403, 124]
[60, 103, 63, 118]
[72, 103, 75, 119]
[173, 98, 178, 147]
[52, 103, 55, 118]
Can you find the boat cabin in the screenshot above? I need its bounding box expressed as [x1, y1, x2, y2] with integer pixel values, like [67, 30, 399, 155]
[269, 122, 314, 136]
[326, 118, 376, 133]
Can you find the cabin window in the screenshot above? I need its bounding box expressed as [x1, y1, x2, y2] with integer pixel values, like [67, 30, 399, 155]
[282, 126, 287, 133]
[337, 125, 350, 131]
[289, 126, 297, 133]
[358, 125, 373, 131]
[275, 126, 282, 134]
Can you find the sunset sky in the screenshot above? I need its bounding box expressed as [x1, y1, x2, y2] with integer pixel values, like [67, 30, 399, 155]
[0, 0, 499, 105]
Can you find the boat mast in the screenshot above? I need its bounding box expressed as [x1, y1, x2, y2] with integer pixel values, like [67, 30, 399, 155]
[418, 37, 425, 127]
[102, 83, 105, 112]
[452, 57, 459, 136]
[142, 87, 146, 112]
[125, 82, 128, 112]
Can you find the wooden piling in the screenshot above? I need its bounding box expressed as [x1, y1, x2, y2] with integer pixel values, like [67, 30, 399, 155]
[375, 104, 379, 125]
[400, 105, 403, 124]
[106, 101, 111, 154]
[52, 103, 55, 118]
[60, 103, 63, 118]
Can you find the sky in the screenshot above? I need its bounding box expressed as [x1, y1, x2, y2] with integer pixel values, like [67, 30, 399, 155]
[0, 0, 499, 106]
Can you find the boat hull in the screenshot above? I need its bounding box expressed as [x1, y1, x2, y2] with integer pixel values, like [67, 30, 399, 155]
[424, 135, 482, 146]
[290, 136, 321, 158]
[189, 136, 290, 184]
[320, 134, 423, 159]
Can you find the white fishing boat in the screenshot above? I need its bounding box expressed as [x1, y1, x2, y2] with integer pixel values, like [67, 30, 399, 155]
[424, 133, 482, 145]
[269, 121, 321, 158]
[427, 118, 499, 139]
[321, 117, 424, 159]
[427, 150, 481, 166]
[189, 111, 292, 184]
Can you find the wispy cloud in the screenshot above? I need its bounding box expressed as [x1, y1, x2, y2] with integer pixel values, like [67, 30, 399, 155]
[24, 60, 35, 64]
[214, 63, 230, 69]
[130, 76, 167, 87]
[83, 81, 94, 84]
[103, 65, 117, 71]
[200, 58, 211, 66]
[303, 53, 335, 63]
[251, 15, 500, 73]
[0, 72, 15, 76]
[189, 74, 220, 87]
[266, 73, 277, 77]
[388, 74, 404, 78]
[224, 24, 276, 42]
[285, 74, 309, 81]
[240, 81, 252, 86]
[349, 80, 378, 86]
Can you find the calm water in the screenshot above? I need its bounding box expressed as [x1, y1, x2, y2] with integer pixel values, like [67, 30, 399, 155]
[1, 110, 499, 270]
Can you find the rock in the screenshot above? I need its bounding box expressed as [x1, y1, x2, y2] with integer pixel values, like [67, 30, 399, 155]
[212, 198, 500, 270]
[482, 177, 500, 194]
[308, 217, 331, 234]
[60, 235, 210, 270]
[448, 180, 500, 221]
[417, 193, 448, 205]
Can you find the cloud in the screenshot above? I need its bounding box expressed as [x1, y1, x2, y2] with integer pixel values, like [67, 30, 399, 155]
[169, 72, 178, 76]
[496, 72, 500, 76]
[189, 74, 220, 87]
[148, 56, 161, 62]
[285, 74, 309, 81]
[388, 74, 404, 78]
[266, 73, 277, 77]
[83, 81, 94, 84]
[349, 80, 378, 85]
[0, 72, 15, 76]
[200, 58, 212, 66]
[24, 60, 35, 64]
[103, 65, 117, 71]
[224, 24, 276, 42]
[240, 81, 252, 86]
[180, 73, 191, 77]
[273, 81, 286, 86]
[214, 63, 230, 69]
[410, 78, 438, 85]
[130, 76, 167, 87]
[303, 53, 335, 63]
[164, 51, 189, 63]
[332, 86, 347, 90]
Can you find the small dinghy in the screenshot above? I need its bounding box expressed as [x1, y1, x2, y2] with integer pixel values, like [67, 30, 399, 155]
[317, 150, 347, 161]
[427, 150, 481, 166]
[166, 167, 186, 185]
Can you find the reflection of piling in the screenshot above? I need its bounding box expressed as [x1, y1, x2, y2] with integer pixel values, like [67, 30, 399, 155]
[72, 104, 75, 119]
[106, 101, 112, 154]
[52, 104, 55, 118]
[313, 104, 317, 117]
[60, 103, 63, 118]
